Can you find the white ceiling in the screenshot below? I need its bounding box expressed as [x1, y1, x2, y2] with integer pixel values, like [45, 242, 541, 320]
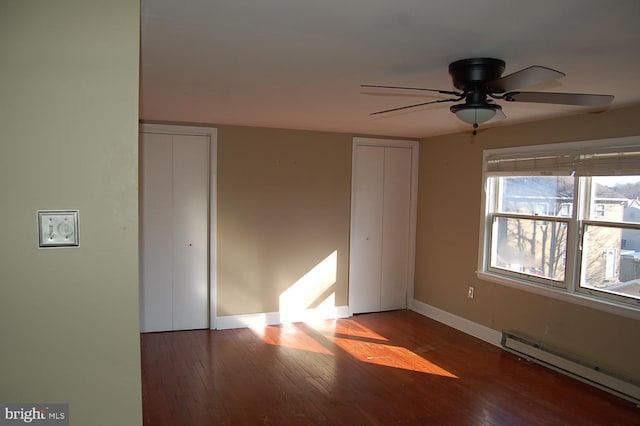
[140, 0, 640, 138]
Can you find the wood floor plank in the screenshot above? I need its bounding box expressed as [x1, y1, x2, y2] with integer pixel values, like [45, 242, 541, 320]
[141, 310, 639, 425]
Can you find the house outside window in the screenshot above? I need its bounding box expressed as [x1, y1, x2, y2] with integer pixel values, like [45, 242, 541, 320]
[479, 137, 640, 317]
[559, 203, 572, 217]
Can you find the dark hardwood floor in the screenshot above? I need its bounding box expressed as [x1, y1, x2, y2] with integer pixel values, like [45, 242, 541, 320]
[141, 310, 639, 425]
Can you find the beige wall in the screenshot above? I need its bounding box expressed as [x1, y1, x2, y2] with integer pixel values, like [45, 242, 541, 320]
[415, 105, 640, 382]
[0, 1, 142, 425]
[216, 126, 352, 316]
[5, 0, 636, 418]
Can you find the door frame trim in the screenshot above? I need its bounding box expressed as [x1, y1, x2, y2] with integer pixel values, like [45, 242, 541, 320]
[139, 124, 218, 329]
[349, 137, 419, 314]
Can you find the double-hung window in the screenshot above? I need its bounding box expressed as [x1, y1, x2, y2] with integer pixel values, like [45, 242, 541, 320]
[478, 136, 640, 317]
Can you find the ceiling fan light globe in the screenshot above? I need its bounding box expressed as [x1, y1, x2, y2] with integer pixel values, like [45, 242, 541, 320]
[452, 105, 498, 124]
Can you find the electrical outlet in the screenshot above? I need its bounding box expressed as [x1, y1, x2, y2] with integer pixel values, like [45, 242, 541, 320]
[467, 286, 475, 299]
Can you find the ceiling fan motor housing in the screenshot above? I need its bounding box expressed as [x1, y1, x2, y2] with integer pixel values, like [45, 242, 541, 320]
[448, 58, 505, 91]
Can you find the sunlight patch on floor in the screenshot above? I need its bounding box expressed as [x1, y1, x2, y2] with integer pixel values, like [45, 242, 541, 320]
[331, 336, 458, 378]
[250, 323, 333, 355]
[252, 317, 457, 378]
[308, 319, 389, 342]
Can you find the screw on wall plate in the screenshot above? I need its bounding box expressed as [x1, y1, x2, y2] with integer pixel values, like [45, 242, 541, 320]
[467, 286, 475, 299]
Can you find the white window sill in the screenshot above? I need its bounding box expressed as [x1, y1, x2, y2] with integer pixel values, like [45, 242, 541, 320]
[476, 271, 640, 321]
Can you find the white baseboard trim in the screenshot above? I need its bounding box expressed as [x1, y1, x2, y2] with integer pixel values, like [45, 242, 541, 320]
[411, 299, 502, 347]
[216, 305, 350, 330]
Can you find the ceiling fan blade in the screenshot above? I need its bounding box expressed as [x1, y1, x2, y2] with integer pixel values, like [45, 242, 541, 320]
[361, 84, 461, 96]
[370, 98, 460, 115]
[490, 108, 507, 122]
[486, 66, 565, 93]
[504, 91, 614, 107]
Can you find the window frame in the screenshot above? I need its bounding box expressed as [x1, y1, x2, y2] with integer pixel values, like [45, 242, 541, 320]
[486, 212, 572, 288]
[478, 136, 640, 320]
[578, 219, 640, 303]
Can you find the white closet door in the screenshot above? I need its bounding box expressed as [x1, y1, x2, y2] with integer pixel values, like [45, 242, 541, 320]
[171, 134, 209, 330]
[380, 147, 412, 310]
[349, 141, 416, 315]
[350, 146, 385, 314]
[140, 133, 173, 332]
[140, 132, 209, 332]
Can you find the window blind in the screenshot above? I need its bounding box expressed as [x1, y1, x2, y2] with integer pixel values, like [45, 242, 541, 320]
[485, 151, 575, 175]
[485, 141, 640, 177]
[573, 149, 640, 176]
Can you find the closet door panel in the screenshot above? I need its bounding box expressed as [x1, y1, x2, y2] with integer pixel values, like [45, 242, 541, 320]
[171, 135, 209, 330]
[140, 133, 173, 332]
[380, 147, 412, 311]
[349, 146, 384, 314]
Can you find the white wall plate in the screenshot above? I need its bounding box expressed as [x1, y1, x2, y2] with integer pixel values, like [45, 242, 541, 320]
[38, 210, 79, 248]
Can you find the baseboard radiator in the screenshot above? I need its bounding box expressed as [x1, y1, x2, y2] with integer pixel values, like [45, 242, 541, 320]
[501, 331, 640, 405]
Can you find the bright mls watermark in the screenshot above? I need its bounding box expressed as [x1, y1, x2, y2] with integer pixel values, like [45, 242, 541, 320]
[0, 404, 68, 425]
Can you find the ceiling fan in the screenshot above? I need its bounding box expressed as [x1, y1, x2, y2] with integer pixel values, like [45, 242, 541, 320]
[362, 58, 614, 134]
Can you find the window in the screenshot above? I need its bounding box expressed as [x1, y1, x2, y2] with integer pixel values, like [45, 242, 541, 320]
[559, 203, 572, 217]
[479, 137, 640, 316]
[489, 176, 572, 284]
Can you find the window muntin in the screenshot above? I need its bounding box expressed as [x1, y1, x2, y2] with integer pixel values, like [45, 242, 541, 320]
[481, 140, 640, 311]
